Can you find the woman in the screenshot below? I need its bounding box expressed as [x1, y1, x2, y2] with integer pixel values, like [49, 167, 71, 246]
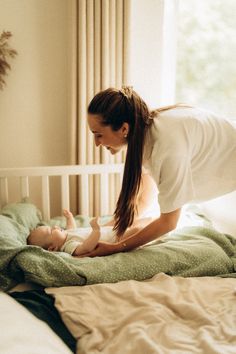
[85, 86, 236, 257]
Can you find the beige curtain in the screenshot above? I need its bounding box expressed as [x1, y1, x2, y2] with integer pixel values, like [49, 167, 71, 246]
[70, 0, 131, 216]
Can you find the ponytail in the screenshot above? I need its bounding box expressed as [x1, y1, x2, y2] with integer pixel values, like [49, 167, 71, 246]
[88, 87, 152, 236]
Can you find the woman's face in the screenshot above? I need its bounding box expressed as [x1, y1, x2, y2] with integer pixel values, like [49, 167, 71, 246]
[88, 114, 129, 154]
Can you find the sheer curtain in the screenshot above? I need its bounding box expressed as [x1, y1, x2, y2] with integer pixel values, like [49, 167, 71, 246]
[69, 0, 131, 216]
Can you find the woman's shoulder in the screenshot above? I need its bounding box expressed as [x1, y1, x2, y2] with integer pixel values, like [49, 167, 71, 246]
[157, 105, 198, 120]
[157, 105, 230, 121]
[151, 106, 194, 133]
[148, 107, 199, 152]
[154, 106, 226, 130]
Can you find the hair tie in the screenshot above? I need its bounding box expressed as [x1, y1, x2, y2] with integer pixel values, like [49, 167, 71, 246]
[119, 85, 133, 99]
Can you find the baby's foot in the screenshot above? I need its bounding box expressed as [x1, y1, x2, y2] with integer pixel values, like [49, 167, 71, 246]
[90, 217, 100, 230]
[63, 209, 73, 219]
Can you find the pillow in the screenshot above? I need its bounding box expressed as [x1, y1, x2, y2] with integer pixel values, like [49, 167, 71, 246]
[0, 214, 30, 290]
[0, 198, 42, 231]
[0, 215, 28, 246]
[0, 292, 72, 354]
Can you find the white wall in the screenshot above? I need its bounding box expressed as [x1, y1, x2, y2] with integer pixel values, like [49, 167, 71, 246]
[0, 0, 73, 168]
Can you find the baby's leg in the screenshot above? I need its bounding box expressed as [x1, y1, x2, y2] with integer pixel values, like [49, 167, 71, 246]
[78, 229, 100, 253]
[74, 218, 100, 255]
[63, 209, 77, 229]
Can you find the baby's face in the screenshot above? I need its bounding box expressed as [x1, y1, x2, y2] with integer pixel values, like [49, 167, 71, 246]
[30, 225, 67, 251]
[49, 226, 67, 251]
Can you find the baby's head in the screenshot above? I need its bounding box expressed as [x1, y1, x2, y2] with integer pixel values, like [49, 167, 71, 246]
[27, 225, 67, 252]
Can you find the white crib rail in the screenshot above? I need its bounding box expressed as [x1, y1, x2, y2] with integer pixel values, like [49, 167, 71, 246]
[0, 164, 124, 220]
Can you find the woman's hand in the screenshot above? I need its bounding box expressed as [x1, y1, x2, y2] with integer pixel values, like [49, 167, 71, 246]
[78, 241, 122, 257]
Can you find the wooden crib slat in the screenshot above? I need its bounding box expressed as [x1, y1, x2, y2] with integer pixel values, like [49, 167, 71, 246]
[118, 170, 123, 187]
[0, 177, 8, 208]
[100, 173, 109, 215]
[80, 174, 89, 215]
[20, 176, 29, 200]
[61, 175, 70, 211]
[42, 176, 50, 221]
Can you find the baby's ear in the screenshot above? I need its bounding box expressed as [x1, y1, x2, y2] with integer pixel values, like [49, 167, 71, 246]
[48, 245, 58, 252]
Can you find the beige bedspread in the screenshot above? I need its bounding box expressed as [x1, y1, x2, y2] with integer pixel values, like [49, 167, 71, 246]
[46, 273, 236, 354]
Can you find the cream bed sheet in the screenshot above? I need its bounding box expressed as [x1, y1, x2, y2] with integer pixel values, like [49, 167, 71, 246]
[47, 273, 236, 354]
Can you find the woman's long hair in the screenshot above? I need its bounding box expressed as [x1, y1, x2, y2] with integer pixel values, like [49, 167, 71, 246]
[88, 86, 182, 236]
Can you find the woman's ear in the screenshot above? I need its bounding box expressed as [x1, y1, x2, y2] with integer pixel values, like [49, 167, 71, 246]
[121, 122, 129, 137]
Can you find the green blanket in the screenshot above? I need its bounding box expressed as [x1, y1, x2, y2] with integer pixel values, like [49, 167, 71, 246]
[1, 201, 236, 291]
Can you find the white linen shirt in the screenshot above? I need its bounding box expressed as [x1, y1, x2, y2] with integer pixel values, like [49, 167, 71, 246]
[143, 107, 236, 213]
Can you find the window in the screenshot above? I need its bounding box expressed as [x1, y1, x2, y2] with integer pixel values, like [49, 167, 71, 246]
[176, 0, 236, 118]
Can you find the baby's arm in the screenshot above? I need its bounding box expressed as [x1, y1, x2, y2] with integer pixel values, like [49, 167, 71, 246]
[63, 209, 77, 230]
[73, 217, 101, 256]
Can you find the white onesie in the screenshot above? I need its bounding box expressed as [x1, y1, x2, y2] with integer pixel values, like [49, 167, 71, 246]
[60, 226, 116, 255]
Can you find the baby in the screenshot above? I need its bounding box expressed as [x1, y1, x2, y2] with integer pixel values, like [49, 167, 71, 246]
[27, 209, 151, 256]
[27, 210, 104, 256]
[27, 209, 145, 256]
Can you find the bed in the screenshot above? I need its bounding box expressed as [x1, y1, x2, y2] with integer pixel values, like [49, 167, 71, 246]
[0, 163, 236, 354]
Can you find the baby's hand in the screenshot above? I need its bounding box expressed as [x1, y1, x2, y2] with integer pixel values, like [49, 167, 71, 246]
[90, 217, 100, 230]
[63, 209, 73, 219]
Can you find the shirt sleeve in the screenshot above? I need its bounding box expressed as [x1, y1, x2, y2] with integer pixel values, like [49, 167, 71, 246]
[157, 153, 195, 213]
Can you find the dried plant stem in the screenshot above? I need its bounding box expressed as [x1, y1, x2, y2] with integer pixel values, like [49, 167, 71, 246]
[0, 31, 17, 90]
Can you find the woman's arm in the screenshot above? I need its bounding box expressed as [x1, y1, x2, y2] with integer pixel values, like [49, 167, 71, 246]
[80, 208, 181, 257]
[118, 208, 181, 251]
